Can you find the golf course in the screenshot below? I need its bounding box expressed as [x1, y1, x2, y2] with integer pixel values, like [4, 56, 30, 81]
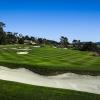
[0, 0, 100, 99]
[0, 44, 100, 99]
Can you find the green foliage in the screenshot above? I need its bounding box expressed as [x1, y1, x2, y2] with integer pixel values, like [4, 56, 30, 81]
[72, 40, 81, 49]
[0, 22, 5, 28]
[18, 38, 24, 44]
[80, 42, 98, 51]
[72, 40, 98, 52]
[0, 22, 59, 46]
[60, 36, 69, 48]
[0, 22, 6, 44]
[6, 32, 18, 44]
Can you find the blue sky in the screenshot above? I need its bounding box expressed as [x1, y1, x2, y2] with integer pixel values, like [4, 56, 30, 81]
[0, 0, 100, 42]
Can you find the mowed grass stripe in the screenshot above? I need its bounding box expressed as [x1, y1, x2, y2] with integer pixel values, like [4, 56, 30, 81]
[82, 57, 100, 69]
[29, 48, 91, 67]
[30, 48, 83, 61]
[0, 49, 28, 63]
[1, 48, 94, 67]
[0, 49, 17, 60]
[0, 50, 14, 60]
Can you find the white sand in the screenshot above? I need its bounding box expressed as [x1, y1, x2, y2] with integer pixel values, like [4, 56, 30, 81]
[53, 46, 57, 48]
[3, 48, 7, 49]
[0, 66, 100, 94]
[63, 48, 68, 49]
[17, 47, 32, 51]
[33, 46, 40, 48]
[17, 48, 32, 50]
[11, 48, 17, 50]
[3, 47, 32, 51]
[17, 51, 29, 54]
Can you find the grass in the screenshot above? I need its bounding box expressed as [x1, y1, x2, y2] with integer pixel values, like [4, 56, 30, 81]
[0, 45, 100, 99]
[0, 79, 100, 100]
[0, 44, 100, 75]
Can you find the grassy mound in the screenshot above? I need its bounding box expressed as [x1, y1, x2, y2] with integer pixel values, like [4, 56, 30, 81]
[0, 80, 100, 100]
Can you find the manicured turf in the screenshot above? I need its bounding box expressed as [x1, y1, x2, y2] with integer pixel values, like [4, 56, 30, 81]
[0, 45, 100, 99]
[0, 44, 100, 72]
[0, 79, 100, 100]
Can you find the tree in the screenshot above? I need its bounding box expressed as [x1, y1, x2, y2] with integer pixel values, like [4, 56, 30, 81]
[72, 39, 81, 49]
[0, 22, 6, 44]
[0, 22, 5, 28]
[46, 39, 59, 47]
[24, 35, 30, 40]
[30, 36, 36, 42]
[17, 34, 24, 44]
[80, 42, 98, 51]
[18, 37, 24, 44]
[60, 36, 69, 48]
[6, 32, 18, 44]
[37, 38, 43, 44]
[13, 32, 18, 43]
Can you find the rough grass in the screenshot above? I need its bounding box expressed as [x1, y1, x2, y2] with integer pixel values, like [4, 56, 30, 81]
[0, 44, 100, 75]
[0, 79, 100, 100]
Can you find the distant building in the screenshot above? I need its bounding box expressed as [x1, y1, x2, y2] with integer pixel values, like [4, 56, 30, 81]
[24, 40, 37, 45]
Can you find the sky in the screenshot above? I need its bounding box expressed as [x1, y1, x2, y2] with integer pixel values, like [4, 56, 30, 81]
[0, 0, 100, 42]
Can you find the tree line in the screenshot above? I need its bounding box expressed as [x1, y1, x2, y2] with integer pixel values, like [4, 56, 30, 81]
[0, 22, 59, 46]
[0, 22, 99, 53]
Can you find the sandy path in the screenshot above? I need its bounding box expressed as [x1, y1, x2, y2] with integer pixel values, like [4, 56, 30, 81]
[0, 66, 100, 94]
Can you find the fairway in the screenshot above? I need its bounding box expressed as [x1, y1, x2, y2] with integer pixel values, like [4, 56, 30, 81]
[0, 45, 100, 75]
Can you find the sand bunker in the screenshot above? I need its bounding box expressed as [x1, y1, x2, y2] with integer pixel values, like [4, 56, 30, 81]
[63, 48, 68, 49]
[10, 47, 32, 51]
[17, 48, 32, 50]
[33, 46, 40, 48]
[17, 47, 32, 51]
[0, 66, 100, 94]
[17, 51, 29, 54]
[11, 48, 17, 50]
[53, 46, 57, 48]
[3, 48, 7, 49]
